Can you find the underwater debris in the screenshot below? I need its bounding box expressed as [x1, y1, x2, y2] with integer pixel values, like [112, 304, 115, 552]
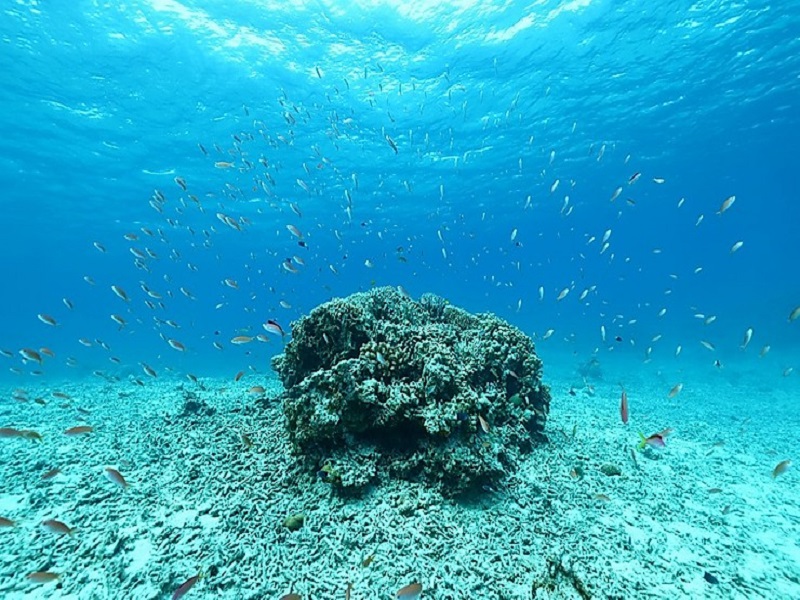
[272, 286, 551, 496]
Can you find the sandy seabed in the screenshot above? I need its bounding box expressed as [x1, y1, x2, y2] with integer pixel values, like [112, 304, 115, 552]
[0, 361, 797, 600]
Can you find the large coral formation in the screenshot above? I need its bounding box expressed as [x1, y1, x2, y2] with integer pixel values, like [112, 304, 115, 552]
[271, 286, 551, 496]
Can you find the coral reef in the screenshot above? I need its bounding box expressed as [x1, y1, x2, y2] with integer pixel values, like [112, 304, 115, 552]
[271, 287, 551, 496]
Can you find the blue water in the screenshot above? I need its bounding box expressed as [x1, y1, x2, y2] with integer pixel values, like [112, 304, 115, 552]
[0, 1, 798, 380]
[2, 2, 800, 598]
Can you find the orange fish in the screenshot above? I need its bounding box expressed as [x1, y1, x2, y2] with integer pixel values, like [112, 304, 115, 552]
[64, 425, 93, 435]
[41, 519, 74, 535]
[168, 339, 186, 352]
[773, 459, 792, 479]
[27, 571, 60, 583]
[396, 583, 422, 599]
[19, 348, 43, 364]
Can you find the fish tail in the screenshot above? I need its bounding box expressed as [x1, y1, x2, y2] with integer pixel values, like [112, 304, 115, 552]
[637, 432, 647, 450]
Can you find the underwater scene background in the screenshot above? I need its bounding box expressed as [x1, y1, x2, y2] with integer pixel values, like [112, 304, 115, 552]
[0, 1, 798, 599]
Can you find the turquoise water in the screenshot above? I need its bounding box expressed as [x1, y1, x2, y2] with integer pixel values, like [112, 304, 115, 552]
[1, 1, 799, 598]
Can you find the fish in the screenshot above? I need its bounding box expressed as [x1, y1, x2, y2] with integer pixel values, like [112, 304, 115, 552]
[168, 339, 186, 352]
[105, 467, 129, 488]
[19, 348, 43, 364]
[730, 241, 744, 254]
[263, 320, 285, 338]
[637, 432, 666, 449]
[556, 287, 570, 301]
[0, 516, 15, 527]
[628, 172, 641, 184]
[111, 285, 130, 301]
[248, 386, 266, 395]
[741, 328, 753, 350]
[653, 177, 665, 184]
[41, 519, 74, 535]
[173, 573, 202, 600]
[280, 595, 301, 600]
[477, 414, 490, 433]
[64, 425, 93, 435]
[286, 224, 303, 239]
[385, 134, 399, 154]
[362, 554, 375, 568]
[37, 314, 57, 327]
[610, 186, 622, 202]
[396, 583, 423, 600]
[717, 195, 735, 214]
[594, 493, 611, 502]
[42, 468, 61, 479]
[214, 161, 234, 169]
[234, 371, 245, 382]
[141, 363, 157, 378]
[704, 572, 719, 585]
[27, 572, 60, 584]
[772, 459, 791, 479]
[230, 336, 253, 345]
[700, 340, 716, 351]
[668, 383, 683, 398]
[789, 306, 800, 322]
[620, 386, 629, 424]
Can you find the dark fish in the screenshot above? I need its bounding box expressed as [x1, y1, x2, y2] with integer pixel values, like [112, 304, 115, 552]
[703, 572, 719, 585]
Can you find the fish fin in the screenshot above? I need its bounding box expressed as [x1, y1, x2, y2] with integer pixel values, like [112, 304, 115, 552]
[637, 432, 647, 450]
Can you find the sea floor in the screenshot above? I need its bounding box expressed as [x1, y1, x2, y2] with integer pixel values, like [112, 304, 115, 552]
[0, 360, 797, 599]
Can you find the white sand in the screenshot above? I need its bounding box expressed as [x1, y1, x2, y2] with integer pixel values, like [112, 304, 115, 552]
[0, 363, 797, 599]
